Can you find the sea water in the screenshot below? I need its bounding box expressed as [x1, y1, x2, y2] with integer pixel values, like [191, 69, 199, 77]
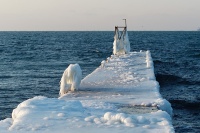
[0, 31, 199, 133]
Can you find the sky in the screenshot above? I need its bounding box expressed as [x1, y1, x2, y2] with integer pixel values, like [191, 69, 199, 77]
[0, 0, 200, 31]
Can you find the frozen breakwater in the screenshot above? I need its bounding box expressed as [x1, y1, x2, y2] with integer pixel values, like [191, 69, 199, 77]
[0, 51, 174, 133]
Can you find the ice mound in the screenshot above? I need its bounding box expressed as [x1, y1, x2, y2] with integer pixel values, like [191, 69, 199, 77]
[9, 96, 84, 132]
[84, 111, 174, 132]
[59, 64, 82, 96]
[113, 28, 130, 55]
[155, 98, 173, 116]
[85, 112, 135, 127]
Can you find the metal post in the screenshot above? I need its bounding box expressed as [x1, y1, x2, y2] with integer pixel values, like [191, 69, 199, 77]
[123, 19, 127, 27]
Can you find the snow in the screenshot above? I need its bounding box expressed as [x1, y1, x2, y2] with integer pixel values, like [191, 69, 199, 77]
[59, 64, 82, 96]
[113, 28, 130, 55]
[0, 51, 174, 133]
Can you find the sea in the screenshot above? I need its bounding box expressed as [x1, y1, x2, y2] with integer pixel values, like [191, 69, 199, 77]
[0, 31, 199, 133]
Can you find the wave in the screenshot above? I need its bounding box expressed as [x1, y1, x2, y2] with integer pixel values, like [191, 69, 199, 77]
[153, 60, 176, 64]
[0, 75, 59, 79]
[27, 75, 59, 79]
[0, 75, 13, 79]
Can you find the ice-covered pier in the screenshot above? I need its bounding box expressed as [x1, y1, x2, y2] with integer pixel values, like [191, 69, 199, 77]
[0, 22, 174, 132]
[0, 51, 174, 133]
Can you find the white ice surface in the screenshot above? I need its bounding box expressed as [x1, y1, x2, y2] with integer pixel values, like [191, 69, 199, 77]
[0, 51, 174, 133]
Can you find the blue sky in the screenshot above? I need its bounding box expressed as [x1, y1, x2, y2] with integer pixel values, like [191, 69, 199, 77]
[0, 0, 200, 31]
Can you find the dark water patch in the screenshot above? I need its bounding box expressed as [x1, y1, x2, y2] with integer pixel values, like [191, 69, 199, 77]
[191, 53, 200, 58]
[169, 99, 200, 110]
[154, 60, 179, 66]
[156, 73, 200, 86]
[0, 75, 13, 79]
[153, 60, 163, 64]
[156, 74, 184, 85]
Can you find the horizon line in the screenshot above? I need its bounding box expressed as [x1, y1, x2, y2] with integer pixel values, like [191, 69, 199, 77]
[0, 30, 199, 32]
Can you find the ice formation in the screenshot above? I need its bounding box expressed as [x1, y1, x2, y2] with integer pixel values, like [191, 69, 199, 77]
[113, 27, 130, 55]
[59, 64, 82, 96]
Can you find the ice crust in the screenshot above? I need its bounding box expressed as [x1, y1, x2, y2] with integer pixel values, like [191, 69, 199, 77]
[0, 51, 174, 133]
